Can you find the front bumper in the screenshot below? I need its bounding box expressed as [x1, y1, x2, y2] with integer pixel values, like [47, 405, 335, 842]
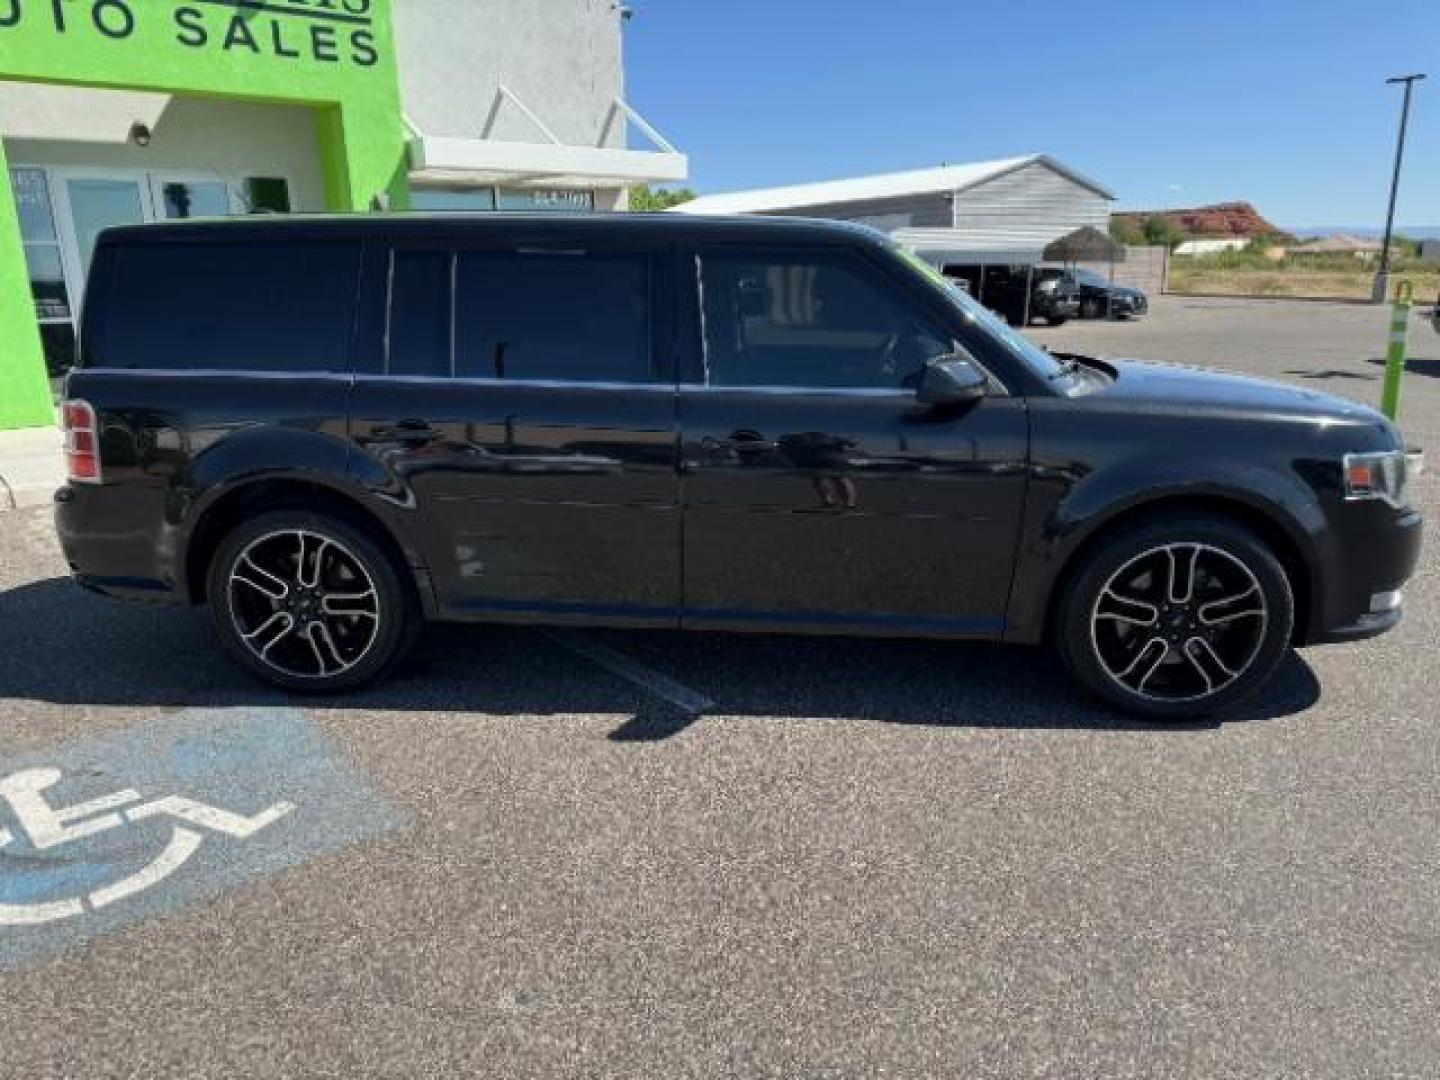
[1306, 503, 1423, 645]
[1314, 605, 1403, 645]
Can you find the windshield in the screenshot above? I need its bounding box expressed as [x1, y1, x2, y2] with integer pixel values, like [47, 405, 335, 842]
[1074, 269, 1111, 288]
[892, 246, 1074, 381]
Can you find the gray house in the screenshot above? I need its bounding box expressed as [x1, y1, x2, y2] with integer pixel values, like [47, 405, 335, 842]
[676, 154, 1115, 267]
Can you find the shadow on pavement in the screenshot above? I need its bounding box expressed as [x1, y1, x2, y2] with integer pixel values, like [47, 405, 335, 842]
[1283, 368, 1378, 382]
[1, 576, 1322, 738]
[1367, 356, 1440, 378]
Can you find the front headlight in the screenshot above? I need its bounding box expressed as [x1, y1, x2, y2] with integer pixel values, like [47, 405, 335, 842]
[1344, 449, 1423, 507]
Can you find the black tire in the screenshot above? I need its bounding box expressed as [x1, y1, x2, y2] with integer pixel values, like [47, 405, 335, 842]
[1046, 315, 1069, 327]
[1079, 297, 1101, 319]
[206, 509, 418, 693]
[1054, 514, 1294, 720]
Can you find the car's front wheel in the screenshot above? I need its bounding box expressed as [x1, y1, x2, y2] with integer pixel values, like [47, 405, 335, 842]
[207, 509, 417, 693]
[1055, 515, 1294, 720]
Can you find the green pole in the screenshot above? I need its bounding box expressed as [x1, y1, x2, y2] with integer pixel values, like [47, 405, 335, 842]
[1380, 280, 1413, 420]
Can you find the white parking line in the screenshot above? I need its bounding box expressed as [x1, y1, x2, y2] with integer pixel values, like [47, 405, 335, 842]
[541, 629, 714, 716]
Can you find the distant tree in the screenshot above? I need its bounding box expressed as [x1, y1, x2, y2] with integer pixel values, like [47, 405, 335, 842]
[1108, 217, 1144, 245]
[629, 185, 697, 211]
[1390, 234, 1421, 261]
[1141, 214, 1188, 250]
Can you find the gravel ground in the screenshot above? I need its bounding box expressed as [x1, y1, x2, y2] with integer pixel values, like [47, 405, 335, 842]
[0, 297, 1436, 1078]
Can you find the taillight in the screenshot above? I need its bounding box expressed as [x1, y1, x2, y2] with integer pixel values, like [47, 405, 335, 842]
[62, 399, 101, 484]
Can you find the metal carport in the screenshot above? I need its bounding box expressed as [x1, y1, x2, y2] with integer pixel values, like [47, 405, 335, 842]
[895, 225, 1125, 324]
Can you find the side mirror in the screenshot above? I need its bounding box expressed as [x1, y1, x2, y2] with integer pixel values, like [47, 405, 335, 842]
[917, 355, 987, 405]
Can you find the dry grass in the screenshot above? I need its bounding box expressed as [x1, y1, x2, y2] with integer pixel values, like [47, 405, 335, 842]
[1169, 264, 1440, 301]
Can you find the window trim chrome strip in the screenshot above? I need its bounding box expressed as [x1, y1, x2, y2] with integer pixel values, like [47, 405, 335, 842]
[78, 367, 356, 381]
[382, 248, 396, 377]
[76, 369, 978, 399]
[448, 251, 458, 379]
[353, 373, 675, 392]
[676, 382, 911, 398]
[351, 374, 913, 397]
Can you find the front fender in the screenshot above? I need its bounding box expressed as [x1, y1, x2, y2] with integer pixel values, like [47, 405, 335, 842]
[1004, 453, 1330, 644]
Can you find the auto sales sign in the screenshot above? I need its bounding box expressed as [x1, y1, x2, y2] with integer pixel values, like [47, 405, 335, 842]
[0, 0, 381, 67]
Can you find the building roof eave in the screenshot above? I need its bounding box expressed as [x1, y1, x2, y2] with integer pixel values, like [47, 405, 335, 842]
[407, 135, 688, 189]
[674, 153, 1115, 215]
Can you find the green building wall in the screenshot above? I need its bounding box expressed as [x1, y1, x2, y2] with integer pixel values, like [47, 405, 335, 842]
[0, 1, 410, 428]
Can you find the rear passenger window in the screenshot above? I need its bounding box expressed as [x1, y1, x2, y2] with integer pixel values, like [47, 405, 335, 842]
[382, 248, 654, 383]
[94, 242, 360, 372]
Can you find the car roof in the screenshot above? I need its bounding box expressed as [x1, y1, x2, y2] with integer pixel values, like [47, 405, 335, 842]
[95, 211, 893, 249]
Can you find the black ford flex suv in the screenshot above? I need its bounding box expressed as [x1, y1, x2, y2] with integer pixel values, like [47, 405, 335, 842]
[56, 215, 1423, 719]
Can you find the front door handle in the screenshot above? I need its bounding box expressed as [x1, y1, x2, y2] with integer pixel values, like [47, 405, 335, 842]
[365, 420, 443, 445]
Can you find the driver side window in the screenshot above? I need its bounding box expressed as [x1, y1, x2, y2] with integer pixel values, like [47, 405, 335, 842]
[698, 252, 952, 390]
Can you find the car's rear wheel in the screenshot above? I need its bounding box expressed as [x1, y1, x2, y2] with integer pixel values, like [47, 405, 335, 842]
[1055, 515, 1294, 720]
[207, 509, 417, 693]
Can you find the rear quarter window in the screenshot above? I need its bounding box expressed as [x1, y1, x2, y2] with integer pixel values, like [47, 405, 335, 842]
[87, 240, 361, 373]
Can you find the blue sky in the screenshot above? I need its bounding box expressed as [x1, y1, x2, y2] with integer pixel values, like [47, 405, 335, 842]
[624, 0, 1438, 229]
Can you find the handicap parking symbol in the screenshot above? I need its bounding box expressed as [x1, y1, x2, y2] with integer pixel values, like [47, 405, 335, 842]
[0, 707, 403, 970]
[0, 766, 294, 926]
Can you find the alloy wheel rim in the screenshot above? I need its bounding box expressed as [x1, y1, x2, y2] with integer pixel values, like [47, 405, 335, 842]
[1090, 542, 1268, 703]
[227, 529, 382, 680]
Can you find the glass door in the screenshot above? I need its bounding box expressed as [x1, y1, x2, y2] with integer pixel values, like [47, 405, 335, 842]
[15, 167, 243, 380]
[42, 171, 154, 379]
[9, 167, 74, 377]
[64, 176, 149, 283]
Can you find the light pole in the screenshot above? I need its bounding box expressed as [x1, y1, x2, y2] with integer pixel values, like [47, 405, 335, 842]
[1373, 73, 1426, 302]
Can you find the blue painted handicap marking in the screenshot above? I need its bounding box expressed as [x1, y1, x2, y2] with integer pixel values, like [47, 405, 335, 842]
[0, 707, 404, 971]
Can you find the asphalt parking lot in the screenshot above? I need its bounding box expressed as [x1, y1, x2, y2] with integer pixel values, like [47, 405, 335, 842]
[2, 296, 1437, 1077]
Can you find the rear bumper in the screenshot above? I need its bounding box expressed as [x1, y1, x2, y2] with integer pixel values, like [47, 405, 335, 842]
[54, 484, 188, 605]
